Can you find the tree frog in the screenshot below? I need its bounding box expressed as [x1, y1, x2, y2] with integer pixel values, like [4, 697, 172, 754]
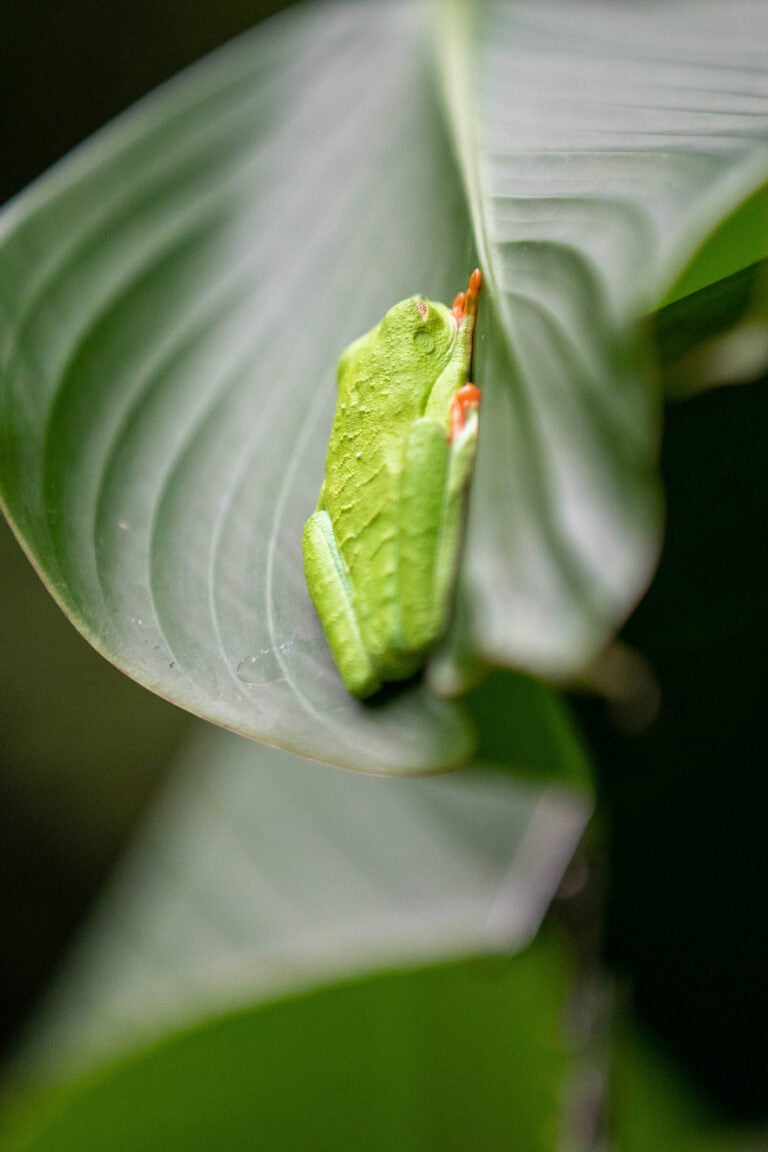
[303, 269, 482, 699]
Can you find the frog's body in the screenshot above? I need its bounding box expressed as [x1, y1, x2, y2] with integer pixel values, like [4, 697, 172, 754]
[303, 270, 481, 698]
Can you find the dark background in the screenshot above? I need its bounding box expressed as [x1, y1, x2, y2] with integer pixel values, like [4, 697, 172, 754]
[584, 377, 768, 1119]
[0, 0, 294, 206]
[1, 0, 766, 1123]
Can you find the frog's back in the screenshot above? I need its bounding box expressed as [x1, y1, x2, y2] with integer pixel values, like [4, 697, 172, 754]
[321, 300, 452, 670]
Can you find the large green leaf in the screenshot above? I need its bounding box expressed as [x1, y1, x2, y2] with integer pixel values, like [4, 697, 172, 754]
[2, 1, 768, 769]
[15, 724, 589, 1075]
[0, 4, 475, 773]
[0, 940, 570, 1152]
[439, 0, 768, 678]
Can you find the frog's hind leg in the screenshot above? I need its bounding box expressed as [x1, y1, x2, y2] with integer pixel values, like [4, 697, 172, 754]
[302, 511, 380, 699]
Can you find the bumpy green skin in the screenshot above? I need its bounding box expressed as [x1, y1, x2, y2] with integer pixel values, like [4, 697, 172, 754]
[303, 293, 478, 699]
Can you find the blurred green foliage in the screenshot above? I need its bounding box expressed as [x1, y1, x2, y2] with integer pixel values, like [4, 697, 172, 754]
[0, 944, 568, 1152]
[0, 0, 766, 1142]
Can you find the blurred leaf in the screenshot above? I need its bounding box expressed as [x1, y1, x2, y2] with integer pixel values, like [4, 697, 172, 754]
[655, 264, 762, 368]
[466, 670, 594, 794]
[15, 726, 589, 1074]
[0, 939, 570, 1152]
[2, 1, 768, 771]
[658, 263, 768, 399]
[439, 0, 768, 679]
[662, 181, 768, 308]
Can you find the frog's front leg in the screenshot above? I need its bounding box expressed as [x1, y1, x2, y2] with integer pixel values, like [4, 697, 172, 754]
[435, 399, 479, 616]
[398, 418, 453, 653]
[302, 510, 380, 698]
[398, 400, 480, 655]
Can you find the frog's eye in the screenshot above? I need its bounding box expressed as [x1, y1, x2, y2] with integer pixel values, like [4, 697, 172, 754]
[413, 329, 435, 354]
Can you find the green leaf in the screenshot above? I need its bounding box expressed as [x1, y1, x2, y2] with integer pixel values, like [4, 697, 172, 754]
[656, 263, 768, 399]
[0, 939, 570, 1152]
[438, 0, 768, 678]
[661, 182, 768, 309]
[0, 4, 476, 774]
[15, 726, 589, 1075]
[3, 2, 768, 770]
[466, 669, 594, 793]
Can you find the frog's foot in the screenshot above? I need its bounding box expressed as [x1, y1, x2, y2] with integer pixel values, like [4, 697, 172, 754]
[302, 511, 380, 699]
[450, 382, 481, 441]
[452, 268, 482, 324]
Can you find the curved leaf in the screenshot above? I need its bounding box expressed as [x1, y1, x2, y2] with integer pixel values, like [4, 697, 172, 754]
[438, 0, 768, 677]
[0, 3, 475, 773]
[16, 725, 589, 1074]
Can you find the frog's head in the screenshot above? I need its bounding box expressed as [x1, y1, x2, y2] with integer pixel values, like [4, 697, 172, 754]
[381, 270, 482, 373]
[377, 295, 456, 378]
[369, 272, 482, 399]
